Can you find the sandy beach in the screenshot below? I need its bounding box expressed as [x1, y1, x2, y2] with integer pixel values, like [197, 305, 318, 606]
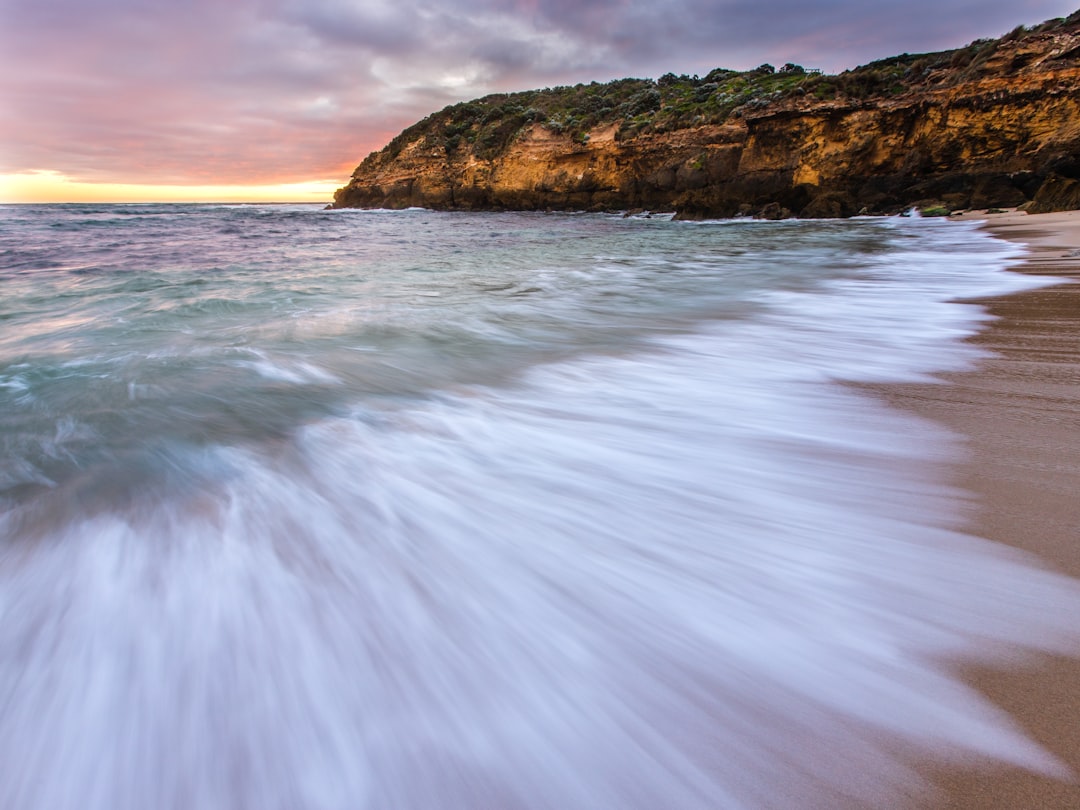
[881, 210, 1080, 808]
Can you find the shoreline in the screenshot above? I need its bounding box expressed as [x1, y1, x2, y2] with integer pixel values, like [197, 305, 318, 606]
[885, 210, 1080, 808]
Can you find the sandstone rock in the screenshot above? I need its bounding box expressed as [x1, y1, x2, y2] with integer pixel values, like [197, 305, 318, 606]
[801, 192, 857, 219]
[758, 202, 789, 220]
[1029, 173, 1080, 213]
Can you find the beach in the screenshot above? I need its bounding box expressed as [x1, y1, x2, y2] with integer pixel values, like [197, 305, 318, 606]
[888, 210, 1080, 808]
[3, 204, 1080, 808]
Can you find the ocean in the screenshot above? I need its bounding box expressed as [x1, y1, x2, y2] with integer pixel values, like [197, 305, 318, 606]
[1, 203, 1079, 809]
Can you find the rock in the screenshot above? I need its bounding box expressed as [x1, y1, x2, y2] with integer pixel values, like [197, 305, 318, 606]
[968, 174, 1028, 210]
[1029, 173, 1080, 214]
[801, 192, 856, 219]
[758, 202, 789, 220]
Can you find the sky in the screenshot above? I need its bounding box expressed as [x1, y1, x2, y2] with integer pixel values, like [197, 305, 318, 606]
[1, 0, 1076, 203]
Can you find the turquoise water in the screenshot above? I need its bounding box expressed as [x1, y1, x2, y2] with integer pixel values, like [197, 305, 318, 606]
[1, 204, 1078, 809]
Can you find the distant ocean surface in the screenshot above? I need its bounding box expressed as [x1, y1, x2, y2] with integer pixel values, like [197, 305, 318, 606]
[3, 203, 1080, 809]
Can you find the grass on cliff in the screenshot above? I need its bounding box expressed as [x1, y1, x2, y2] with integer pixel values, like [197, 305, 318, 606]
[361, 10, 1080, 171]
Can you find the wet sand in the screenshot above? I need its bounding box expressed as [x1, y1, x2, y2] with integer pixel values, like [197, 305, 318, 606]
[888, 210, 1080, 808]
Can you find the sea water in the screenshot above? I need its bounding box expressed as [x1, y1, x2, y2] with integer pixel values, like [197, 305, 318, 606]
[1, 204, 1078, 809]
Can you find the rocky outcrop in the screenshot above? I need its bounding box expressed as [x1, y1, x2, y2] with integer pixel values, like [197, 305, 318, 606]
[1029, 172, 1080, 212]
[332, 12, 1080, 218]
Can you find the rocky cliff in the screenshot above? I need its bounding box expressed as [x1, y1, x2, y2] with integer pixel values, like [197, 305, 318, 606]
[332, 12, 1080, 218]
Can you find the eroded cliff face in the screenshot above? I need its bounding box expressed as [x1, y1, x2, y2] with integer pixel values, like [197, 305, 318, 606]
[332, 16, 1080, 218]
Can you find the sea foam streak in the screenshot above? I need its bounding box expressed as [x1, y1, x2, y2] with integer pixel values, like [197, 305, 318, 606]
[0, 206, 1078, 809]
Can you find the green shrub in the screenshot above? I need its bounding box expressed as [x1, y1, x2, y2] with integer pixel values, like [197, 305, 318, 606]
[920, 205, 951, 217]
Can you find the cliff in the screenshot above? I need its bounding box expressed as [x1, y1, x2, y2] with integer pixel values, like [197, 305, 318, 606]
[332, 12, 1080, 218]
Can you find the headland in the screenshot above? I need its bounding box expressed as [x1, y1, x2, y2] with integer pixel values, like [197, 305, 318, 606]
[331, 13, 1080, 220]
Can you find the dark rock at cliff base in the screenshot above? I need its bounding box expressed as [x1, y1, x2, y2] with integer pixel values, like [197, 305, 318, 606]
[332, 13, 1080, 219]
[801, 192, 859, 219]
[1029, 173, 1080, 213]
[758, 203, 790, 220]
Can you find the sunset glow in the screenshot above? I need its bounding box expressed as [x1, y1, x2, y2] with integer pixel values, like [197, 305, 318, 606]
[0, 171, 341, 205]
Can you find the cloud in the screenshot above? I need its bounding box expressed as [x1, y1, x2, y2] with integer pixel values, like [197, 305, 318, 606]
[1, 0, 1076, 187]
